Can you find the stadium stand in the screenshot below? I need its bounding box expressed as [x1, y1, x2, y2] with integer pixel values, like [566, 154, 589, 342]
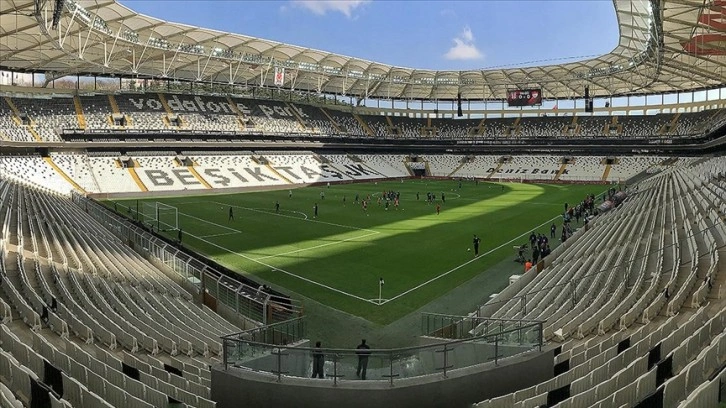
[78, 95, 115, 131]
[472, 156, 726, 407]
[424, 154, 465, 177]
[235, 98, 304, 134]
[517, 116, 571, 138]
[0, 177, 231, 407]
[0, 92, 725, 140]
[291, 104, 338, 136]
[324, 108, 368, 137]
[114, 94, 168, 130]
[0, 98, 36, 142]
[10, 96, 76, 142]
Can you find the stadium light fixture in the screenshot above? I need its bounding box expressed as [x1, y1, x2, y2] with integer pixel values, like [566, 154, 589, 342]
[51, 0, 65, 30]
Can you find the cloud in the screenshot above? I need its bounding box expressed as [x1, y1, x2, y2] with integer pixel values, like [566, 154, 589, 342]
[440, 9, 457, 18]
[291, 0, 370, 17]
[444, 26, 484, 60]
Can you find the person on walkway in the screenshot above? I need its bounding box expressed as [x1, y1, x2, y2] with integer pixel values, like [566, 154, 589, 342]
[524, 259, 533, 272]
[312, 341, 324, 379]
[356, 339, 371, 380]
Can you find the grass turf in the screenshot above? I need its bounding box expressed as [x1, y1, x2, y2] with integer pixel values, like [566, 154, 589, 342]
[111, 180, 602, 325]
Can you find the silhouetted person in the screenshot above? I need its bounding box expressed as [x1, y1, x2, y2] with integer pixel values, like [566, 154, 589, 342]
[473, 234, 481, 256]
[356, 339, 371, 380]
[312, 341, 324, 379]
[228, 207, 234, 221]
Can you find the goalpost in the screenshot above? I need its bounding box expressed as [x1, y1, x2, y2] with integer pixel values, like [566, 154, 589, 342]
[140, 202, 179, 232]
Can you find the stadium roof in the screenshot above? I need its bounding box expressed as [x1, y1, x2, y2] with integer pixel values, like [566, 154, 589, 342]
[1, 0, 725, 100]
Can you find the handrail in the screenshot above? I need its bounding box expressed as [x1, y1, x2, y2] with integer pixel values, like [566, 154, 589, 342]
[221, 319, 544, 384]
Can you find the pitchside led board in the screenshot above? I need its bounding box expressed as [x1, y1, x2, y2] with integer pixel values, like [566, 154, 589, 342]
[506, 89, 543, 107]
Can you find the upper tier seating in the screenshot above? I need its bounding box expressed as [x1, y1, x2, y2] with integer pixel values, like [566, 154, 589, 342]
[325, 109, 368, 136]
[78, 95, 117, 131]
[11, 96, 77, 142]
[0, 99, 35, 142]
[114, 94, 168, 130]
[2, 92, 725, 140]
[234, 98, 304, 134]
[164, 94, 242, 133]
[430, 118, 479, 139]
[291, 104, 338, 136]
[517, 116, 571, 138]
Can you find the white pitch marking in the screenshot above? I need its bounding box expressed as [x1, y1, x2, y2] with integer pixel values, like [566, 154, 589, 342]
[188, 232, 380, 305]
[379, 213, 565, 305]
[178, 212, 242, 233]
[253, 230, 380, 261]
[215, 201, 377, 233]
[198, 232, 240, 239]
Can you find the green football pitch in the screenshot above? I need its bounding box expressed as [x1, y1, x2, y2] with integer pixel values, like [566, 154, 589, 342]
[111, 180, 603, 325]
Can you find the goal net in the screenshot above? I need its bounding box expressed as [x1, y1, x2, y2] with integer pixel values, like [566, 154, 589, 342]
[141, 202, 179, 232]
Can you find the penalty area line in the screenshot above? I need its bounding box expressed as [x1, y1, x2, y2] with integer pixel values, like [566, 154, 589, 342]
[188, 232, 380, 305]
[380, 212, 565, 305]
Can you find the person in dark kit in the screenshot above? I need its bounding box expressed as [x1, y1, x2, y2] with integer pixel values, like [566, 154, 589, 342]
[177, 228, 182, 243]
[356, 339, 371, 379]
[532, 245, 540, 263]
[228, 206, 234, 221]
[416, 192, 420, 201]
[313, 203, 318, 218]
[312, 341, 324, 379]
[564, 202, 569, 212]
[441, 192, 446, 203]
[550, 223, 557, 238]
[275, 201, 280, 213]
[343, 196, 346, 206]
[355, 193, 359, 204]
[473, 235, 481, 256]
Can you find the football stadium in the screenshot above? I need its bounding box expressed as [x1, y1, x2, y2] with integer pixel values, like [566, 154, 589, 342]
[0, 0, 725, 407]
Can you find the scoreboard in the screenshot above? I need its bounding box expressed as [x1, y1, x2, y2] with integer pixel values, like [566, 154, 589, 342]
[506, 89, 543, 107]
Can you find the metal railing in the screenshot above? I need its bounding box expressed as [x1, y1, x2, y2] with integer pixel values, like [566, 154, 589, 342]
[71, 194, 302, 326]
[221, 319, 543, 386]
[421, 312, 545, 341]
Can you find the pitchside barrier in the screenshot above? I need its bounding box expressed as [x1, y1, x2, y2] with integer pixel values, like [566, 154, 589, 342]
[71, 193, 302, 327]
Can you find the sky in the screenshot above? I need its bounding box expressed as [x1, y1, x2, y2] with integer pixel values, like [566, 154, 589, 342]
[122, 0, 620, 71]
